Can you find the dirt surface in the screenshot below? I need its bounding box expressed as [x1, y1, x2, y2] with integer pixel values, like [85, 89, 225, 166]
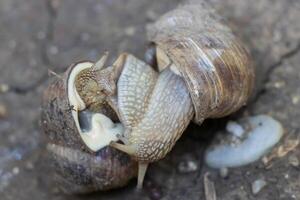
[0, 0, 299, 200]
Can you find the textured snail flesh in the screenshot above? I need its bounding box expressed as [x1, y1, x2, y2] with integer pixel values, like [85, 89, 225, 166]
[112, 54, 194, 162]
[109, 53, 194, 188]
[117, 53, 158, 130]
[67, 58, 123, 152]
[121, 67, 194, 162]
[204, 115, 284, 169]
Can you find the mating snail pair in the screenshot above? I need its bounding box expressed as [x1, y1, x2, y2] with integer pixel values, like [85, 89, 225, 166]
[41, 2, 257, 193]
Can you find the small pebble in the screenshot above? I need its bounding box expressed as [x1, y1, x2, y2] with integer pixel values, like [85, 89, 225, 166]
[29, 58, 37, 67]
[0, 171, 13, 191]
[25, 162, 34, 170]
[288, 155, 299, 167]
[37, 31, 46, 40]
[8, 40, 17, 49]
[284, 173, 289, 179]
[124, 26, 136, 36]
[272, 31, 282, 42]
[12, 167, 19, 175]
[49, 45, 58, 55]
[0, 84, 9, 93]
[80, 32, 90, 41]
[145, 180, 162, 200]
[148, 187, 162, 200]
[274, 81, 285, 89]
[219, 167, 228, 178]
[178, 160, 198, 173]
[226, 121, 245, 138]
[252, 179, 267, 194]
[0, 104, 8, 118]
[50, 0, 60, 10]
[291, 95, 300, 105]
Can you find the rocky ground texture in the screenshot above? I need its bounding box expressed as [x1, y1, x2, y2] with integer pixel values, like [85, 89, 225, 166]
[0, 0, 299, 200]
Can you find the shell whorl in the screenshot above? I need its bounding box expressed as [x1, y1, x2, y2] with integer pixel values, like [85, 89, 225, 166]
[147, 2, 255, 124]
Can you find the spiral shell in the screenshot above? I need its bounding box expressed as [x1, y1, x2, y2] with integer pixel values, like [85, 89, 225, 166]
[147, 2, 255, 124]
[41, 61, 137, 193]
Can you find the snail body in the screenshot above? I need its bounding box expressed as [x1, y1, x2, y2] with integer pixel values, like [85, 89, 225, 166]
[110, 54, 194, 187]
[120, 67, 194, 162]
[42, 1, 255, 192]
[113, 54, 193, 163]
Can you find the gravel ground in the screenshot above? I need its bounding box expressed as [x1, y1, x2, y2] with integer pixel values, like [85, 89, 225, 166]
[0, 0, 299, 200]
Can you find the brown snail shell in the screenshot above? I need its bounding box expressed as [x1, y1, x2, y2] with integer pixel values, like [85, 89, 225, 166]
[147, 2, 255, 124]
[41, 59, 137, 193]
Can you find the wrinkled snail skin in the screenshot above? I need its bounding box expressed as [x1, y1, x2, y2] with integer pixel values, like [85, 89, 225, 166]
[110, 54, 194, 187]
[111, 2, 255, 188]
[74, 65, 118, 120]
[116, 53, 158, 130]
[124, 68, 194, 163]
[41, 61, 137, 193]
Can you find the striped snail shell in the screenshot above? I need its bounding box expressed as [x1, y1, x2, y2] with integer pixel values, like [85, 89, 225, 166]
[147, 2, 255, 123]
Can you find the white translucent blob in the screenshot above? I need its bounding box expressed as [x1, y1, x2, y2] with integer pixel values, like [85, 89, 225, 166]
[226, 121, 245, 138]
[79, 112, 123, 151]
[205, 115, 284, 169]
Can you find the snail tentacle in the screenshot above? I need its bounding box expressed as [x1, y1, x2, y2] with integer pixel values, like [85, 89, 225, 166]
[137, 162, 149, 189]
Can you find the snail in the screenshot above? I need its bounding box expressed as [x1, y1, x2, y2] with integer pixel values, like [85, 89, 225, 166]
[41, 1, 255, 192]
[110, 2, 255, 188]
[41, 54, 137, 193]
